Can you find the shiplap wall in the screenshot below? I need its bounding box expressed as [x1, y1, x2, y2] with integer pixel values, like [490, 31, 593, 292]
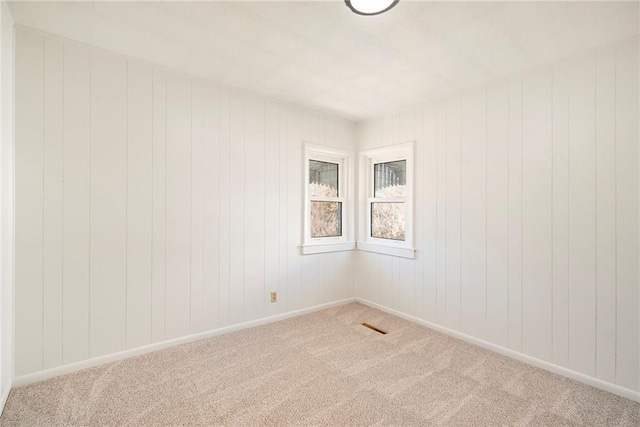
[14, 26, 355, 377]
[356, 39, 639, 393]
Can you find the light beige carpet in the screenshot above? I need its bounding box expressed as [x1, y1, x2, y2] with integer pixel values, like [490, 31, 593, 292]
[1, 302, 638, 426]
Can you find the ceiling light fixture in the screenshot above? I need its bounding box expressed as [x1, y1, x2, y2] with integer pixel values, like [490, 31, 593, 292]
[345, 0, 399, 16]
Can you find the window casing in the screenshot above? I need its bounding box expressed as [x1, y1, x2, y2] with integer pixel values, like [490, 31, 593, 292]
[359, 142, 415, 259]
[303, 144, 355, 255]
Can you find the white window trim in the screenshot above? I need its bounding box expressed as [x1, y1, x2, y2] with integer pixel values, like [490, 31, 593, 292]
[302, 143, 355, 255]
[358, 141, 415, 259]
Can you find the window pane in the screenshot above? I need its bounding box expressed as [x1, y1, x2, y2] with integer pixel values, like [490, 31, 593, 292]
[374, 160, 406, 198]
[371, 202, 405, 241]
[309, 160, 338, 197]
[311, 201, 342, 237]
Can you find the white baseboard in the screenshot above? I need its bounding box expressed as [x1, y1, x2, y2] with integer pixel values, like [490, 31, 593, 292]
[0, 383, 10, 416]
[13, 298, 356, 388]
[13, 296, 638, 404]
[356, 298, 640, 403]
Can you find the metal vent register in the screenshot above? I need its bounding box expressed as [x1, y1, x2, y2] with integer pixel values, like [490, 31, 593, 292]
[361, 322, 387, 334]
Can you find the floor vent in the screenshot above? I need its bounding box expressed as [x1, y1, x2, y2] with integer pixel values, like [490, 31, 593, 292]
[361, 322, 387, 334]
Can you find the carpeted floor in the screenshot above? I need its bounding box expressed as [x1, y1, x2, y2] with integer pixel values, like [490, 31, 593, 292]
[1, 302, 638, 426]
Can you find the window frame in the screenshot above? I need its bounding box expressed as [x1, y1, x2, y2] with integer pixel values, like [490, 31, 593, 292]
[302, 143, 355, 255]
[358, 142, 415, 259]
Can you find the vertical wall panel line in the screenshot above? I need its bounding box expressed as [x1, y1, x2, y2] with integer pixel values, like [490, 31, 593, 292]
[189, 81, 193, 331]
[459, 100, 465, 331]
[41, 38, 45, 369]
[263, 102, 266, 305]
[279, 102, 284, 312]
[566, 71, 570, 364]
[283, 104, 289, 313]
[150, 66, 154, 340]
[163, 75, 167, 338]
[242, 94, 252, 316]
[594, 57, 598, 374]
[485, 87, 488, 339]
[435, 107, 438, 322]
[228, 92, 231, 319]
[422, 107, 427, 318]
[217, 87, 221, 326]
[551, 68, 555, 361]
[263, 101, 267, 308]
[507, 84, 510, 338]
[567, 70, 571, 364]
[551, 68, 554, 356]
[613, 48, 617, 381]
[520, 77, 523, 350]
[281, 104, 285, 312]
[242, 94, 245, 318]
[443, 104, 449, 319]
[201, 90, 205, 328]
[61, 41, 65, 362]
[459, 97, 462, 330]
[124, 61, 128, 348]
[88, 47, 92, 356]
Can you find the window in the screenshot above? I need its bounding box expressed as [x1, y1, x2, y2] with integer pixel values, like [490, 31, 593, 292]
[303, 144, 355, 254]
[359, 142, 414, 259]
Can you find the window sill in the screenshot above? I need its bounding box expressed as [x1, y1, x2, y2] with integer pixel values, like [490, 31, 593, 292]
[301, 241, 356, 255]
[356, 241, 415, 259]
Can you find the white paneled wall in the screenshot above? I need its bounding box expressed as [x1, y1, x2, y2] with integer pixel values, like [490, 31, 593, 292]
[14, 27, 355, 377]
[11, 24, 640, 399]
[356, 39, 639, 393]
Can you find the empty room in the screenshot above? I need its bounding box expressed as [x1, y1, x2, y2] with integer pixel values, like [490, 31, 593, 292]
[0, 0, 638, 425]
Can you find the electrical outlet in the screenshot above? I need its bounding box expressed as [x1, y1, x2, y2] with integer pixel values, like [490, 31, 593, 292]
[270, 291, 277, 303]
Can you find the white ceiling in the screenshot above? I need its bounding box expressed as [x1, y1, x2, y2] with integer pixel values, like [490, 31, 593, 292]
[8, 1, 639, 121]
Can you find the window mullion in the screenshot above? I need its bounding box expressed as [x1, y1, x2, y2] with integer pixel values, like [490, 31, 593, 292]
[310, 196, 341, 203]
[370, 197, 405, 203]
